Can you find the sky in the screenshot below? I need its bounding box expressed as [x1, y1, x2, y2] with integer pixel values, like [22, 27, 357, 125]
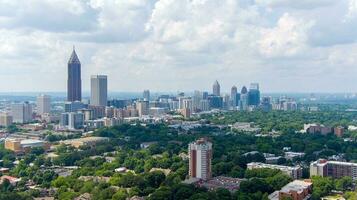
[0, 0, 357, 93]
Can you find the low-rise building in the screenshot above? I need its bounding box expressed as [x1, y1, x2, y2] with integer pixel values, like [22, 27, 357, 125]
[268, 180, 312, 200]
[231, 122, 261, 132]
[310, 159, 357, 180]
[247, 162, 302, 179]
[284, 152, 305, 160]
[0, 175, 21, 186]
[4, 138, 47, 153]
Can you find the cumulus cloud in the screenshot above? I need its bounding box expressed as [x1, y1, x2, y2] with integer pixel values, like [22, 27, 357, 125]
[258, 13, 314, 58]
[0, 0, 356, 92]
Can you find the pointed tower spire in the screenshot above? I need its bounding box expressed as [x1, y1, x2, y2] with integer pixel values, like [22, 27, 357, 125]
[68, 47, 80, 64]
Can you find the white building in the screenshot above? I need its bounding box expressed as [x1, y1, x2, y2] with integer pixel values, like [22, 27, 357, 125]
[11, 102, 32, 123]
[37, 94, 51, 114]
[90, 75, 108, 107]
[189, 138, 213, 180]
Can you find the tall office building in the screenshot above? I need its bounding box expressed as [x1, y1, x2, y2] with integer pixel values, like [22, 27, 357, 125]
[37, 94, 51, 114]
[192, 90, 202, 112]
[189, 138, 212, 180]
[240, 86, 249, 111]
[231, 86, 238, 109]
[0, 112, 13, 127]
[182, 98, 193, 111]
[212, 80, 220, 96]
[67, 48, 82, 102]
[143, 90, 150, 101]
[248, 83, 260, 106]
[64, 101, 86, 112]
[136, 100, 149, 117]
[90, 75, 108, 106]
[11, 102, 32, 123]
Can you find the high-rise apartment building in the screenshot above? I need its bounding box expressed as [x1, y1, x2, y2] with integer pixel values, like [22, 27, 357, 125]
[189, 138, 213, 180]
[212, 80, 220, 96]
[11, 102, 32, 123]
[0, 112, 13, 127]
[90, 75, 108, 106]
[143, 90, 150, 101]
[37, 94, 51, 114]
[67, 48, 82, 102]
[310, 159, 357, 180]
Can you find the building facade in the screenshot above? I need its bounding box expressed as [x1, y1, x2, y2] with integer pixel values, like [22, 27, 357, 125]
[0, 112, 13, 127]
[67, 49, 82, 102]
[310, 159, 357, 180]
[189, 138, 213, 180]
[212, 80, 220, 96]
[11, 102, 32, 123]
[231, 86, 238, 109]
[37, 94, 51, 114]
[248, 83, 260, 106]
[240, 86, 249, 111]
[90, 75, 108, 106]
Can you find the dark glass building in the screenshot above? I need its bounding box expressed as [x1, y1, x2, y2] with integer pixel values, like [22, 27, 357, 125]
[248, 83, 260, 106]
[67, 49, 82, 102]
[208, 95, 223, 109]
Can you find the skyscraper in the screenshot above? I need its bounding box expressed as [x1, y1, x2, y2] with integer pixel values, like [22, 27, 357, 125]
[212, 80, 220, 96]
[67, 48, 82, 102]
[231, 86, 238, 109]
[37, 94, 51, 114]
[136, 100, 149, 117]
[90, 75, 108, 106]
[192, 90, 202, 112]
[143, 90, 150, 101]
[240, 86, 248, 111]
[248, 83, 260, 106]
[189, 138, 212, 180]
[11, 102, 32, 123]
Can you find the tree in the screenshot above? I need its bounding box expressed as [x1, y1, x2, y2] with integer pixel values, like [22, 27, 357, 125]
[144, 171, 166, 188]
[112, 189, 127, 200]
[335, 176, 353, 191]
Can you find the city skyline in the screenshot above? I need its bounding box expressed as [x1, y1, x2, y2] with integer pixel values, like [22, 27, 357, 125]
[1, 1, 357, 93]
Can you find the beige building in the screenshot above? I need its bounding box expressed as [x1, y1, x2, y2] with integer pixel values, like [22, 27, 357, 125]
[0, 112, 13, 127]
[5, 138, 47, 153]
[136, 100, 149, 117]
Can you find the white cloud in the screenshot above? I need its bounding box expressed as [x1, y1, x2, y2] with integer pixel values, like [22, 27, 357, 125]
[0, 0, 356, 92]
[258, 13, 314, 58]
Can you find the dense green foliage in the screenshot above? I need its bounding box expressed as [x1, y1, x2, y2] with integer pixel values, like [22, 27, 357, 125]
[1, 109, 357, 199]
